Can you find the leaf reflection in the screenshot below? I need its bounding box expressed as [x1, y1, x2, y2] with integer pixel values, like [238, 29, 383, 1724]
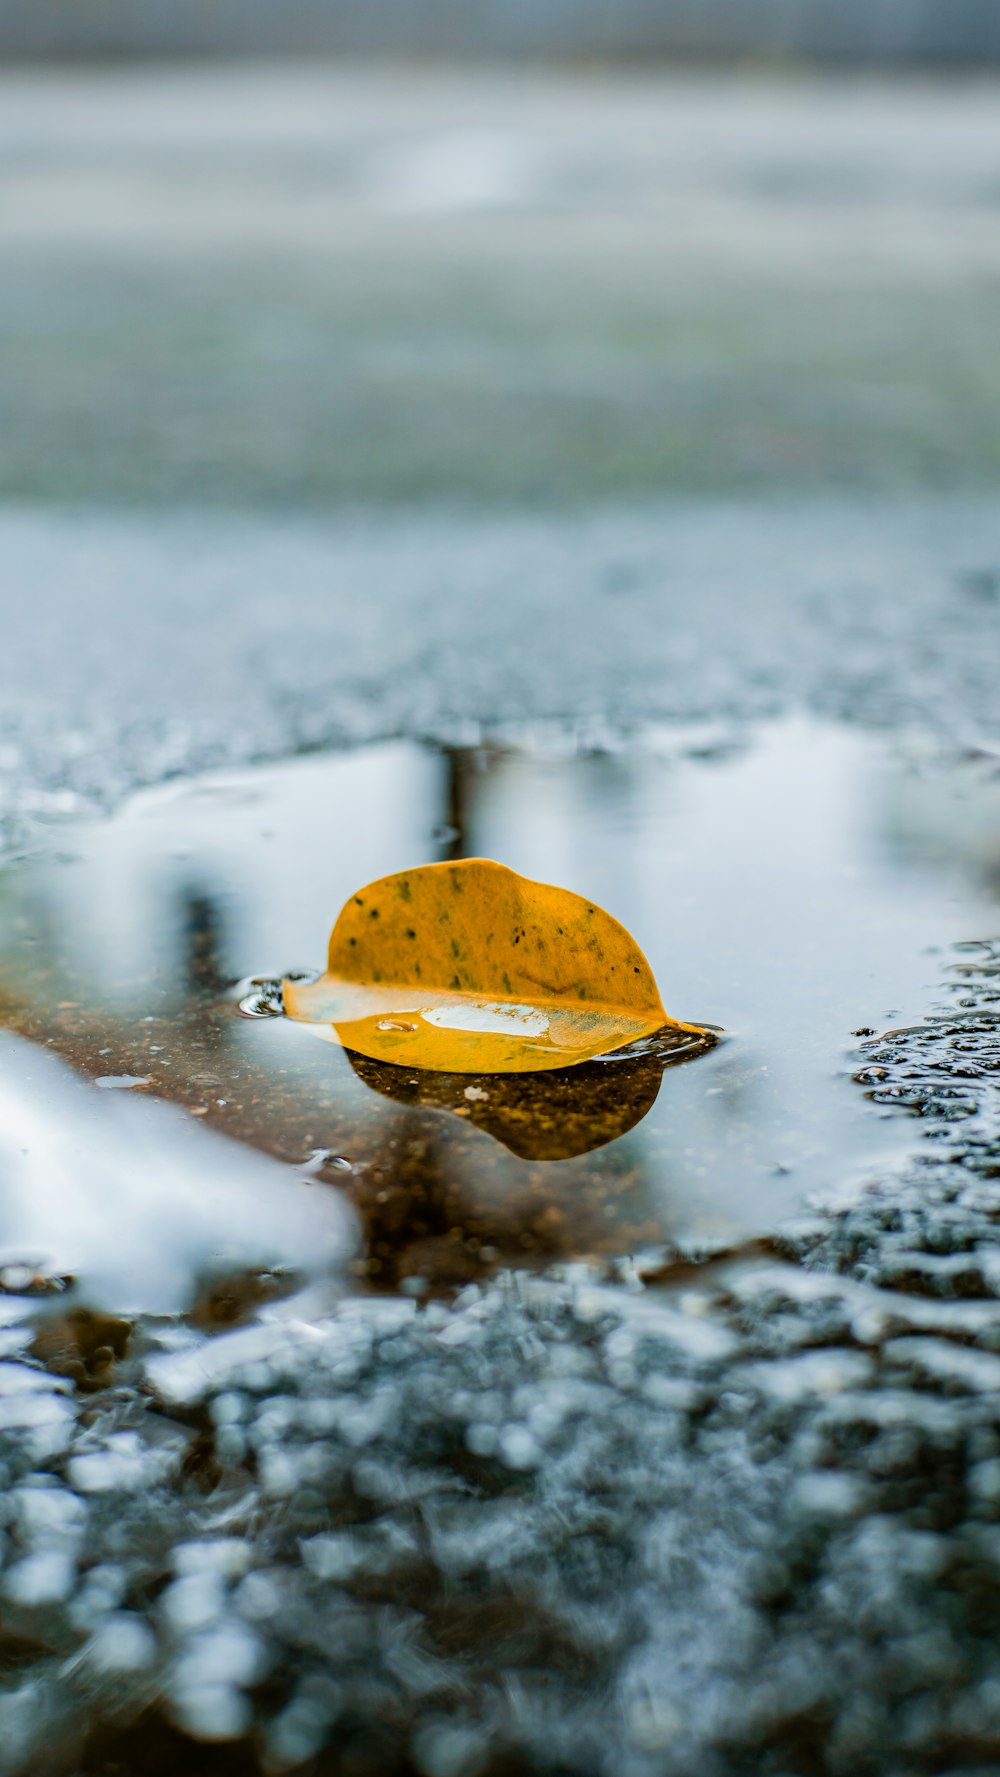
[345, 1024, 718, 1160]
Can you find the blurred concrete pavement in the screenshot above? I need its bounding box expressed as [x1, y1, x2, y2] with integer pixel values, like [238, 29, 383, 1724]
[2, 64, 999, 505]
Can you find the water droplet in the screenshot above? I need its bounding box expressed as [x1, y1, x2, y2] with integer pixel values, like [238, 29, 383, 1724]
[593, 1023, 719, 1064]
[237, 977, 286, 1019]
[300, 1148, 354, 1176]
[377, 1018, 417, 1033]
[0, 1263, 72, 1297]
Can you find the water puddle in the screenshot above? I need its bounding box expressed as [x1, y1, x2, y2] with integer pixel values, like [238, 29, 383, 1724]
[0, 718, 998, 1305]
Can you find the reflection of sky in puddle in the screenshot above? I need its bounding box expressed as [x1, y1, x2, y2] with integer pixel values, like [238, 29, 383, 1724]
[1, 719, 998, 1300]
[0, 1030, 355, 1316]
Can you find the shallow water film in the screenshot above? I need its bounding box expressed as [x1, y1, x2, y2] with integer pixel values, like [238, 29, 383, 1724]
[0, 720, 998, 1773]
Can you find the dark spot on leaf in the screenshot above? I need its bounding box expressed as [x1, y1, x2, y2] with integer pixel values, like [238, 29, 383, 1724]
[397, 880, 412, 902]
[406, 928, 416, 940]
[450, 974, 462, 990]
[348, 936, 357, 947]
[369, 908, 380, 919]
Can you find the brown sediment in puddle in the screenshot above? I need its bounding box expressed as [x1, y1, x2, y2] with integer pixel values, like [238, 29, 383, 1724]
[31, 1306, 133, 1392]
[3, 986, 713, 1292]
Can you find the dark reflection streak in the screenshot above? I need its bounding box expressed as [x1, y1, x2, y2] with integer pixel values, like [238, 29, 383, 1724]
[178, 888, 229, 995]
[438, 746, 493, 861]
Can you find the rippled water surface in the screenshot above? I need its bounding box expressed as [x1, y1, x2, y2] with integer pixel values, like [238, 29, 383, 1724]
[0, 718, 997, 1306]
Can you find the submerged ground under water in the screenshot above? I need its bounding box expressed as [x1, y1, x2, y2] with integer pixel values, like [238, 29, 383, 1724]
[0, 716, 998, 1774]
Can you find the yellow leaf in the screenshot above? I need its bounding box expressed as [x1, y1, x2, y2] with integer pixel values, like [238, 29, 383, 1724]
[283, 858, 704, 1075]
